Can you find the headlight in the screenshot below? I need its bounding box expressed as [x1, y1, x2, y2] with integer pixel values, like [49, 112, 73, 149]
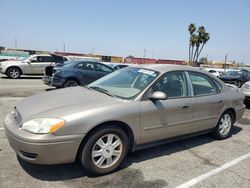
[21, 118, 65, 134]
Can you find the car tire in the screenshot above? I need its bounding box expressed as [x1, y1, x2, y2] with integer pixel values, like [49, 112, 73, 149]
[79, 126, 129, 175]
[63, 79, 79, 88]
[213, 111, 234, 139]
[6, 67, 21, 79]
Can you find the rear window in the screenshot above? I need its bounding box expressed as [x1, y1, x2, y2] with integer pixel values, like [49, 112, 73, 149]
[189, 72, 217, 96]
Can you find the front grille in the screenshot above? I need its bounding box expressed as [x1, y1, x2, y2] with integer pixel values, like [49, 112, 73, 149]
[19, 151, 38, 159]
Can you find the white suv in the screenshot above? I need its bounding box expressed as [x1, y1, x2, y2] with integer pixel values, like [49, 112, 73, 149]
[0, 54, 64, 78]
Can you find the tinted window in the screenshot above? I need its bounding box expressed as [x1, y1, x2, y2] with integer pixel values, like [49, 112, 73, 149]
[209, 70, 216, 73]
[189, 72, 217, 96]
[225, 71, 240, 76]
[76, 62, 95, 70]
[37, 56, 54, 62]
[96, 63, 113, 73]
[152, 71, 188, 98]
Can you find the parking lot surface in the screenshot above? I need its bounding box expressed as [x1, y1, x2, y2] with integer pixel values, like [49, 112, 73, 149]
[0, 73, 250, 188]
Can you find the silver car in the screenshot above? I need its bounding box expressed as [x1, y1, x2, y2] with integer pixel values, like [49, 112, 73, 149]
[4, 64, 245, 175]
[0, 54, 64, 78]
[241, 81, 250, 104]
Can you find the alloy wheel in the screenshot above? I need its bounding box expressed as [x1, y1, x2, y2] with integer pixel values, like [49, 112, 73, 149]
[9, 69, 20, 78]
[91, 134, 123, 169]
[64, 80, 79, 87]
[219, 114, 232, 136]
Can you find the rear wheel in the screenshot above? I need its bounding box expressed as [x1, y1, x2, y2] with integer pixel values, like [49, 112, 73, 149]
[79, 126, 129, 175]
[63, 79, 79, 88]
[6, 67, 21, 79]
[213, 111, 233, 139]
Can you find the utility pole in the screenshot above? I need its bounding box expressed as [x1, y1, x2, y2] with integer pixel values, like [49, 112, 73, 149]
[15, 37, 17, 50]
[63, 43, 65, 52]
[224, 54, 227, 73]
[143, 49, 146, 58]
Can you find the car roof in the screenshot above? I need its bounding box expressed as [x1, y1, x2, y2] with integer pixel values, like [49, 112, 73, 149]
[136, 64, 204, 74]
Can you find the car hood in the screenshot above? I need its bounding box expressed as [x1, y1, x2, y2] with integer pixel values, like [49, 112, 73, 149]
[16, 87, 122, 122]
[1, 60, 24, 67]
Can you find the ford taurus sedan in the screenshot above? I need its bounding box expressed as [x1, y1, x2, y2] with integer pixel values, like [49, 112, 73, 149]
[4, 64, 245, 175]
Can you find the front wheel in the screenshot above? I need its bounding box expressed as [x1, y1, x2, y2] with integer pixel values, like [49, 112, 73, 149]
[79, 126, 129, 175]
[6, 67, 21, 79]
[213, 112, 233, 139]
[63, 79, 79, 88]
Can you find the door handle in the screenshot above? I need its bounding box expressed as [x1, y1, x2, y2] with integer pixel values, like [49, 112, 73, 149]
[218, 100, 224, 103]
[182, 105, 190, 109]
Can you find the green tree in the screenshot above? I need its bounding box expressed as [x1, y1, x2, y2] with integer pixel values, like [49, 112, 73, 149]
[188, 23, 210, 66]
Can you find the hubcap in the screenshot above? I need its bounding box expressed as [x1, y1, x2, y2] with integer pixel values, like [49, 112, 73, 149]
[219, 114, 231, 136]
[10, 69, 19, 78]
[92, 134, 123, 169]
[65, 80, 78, 87]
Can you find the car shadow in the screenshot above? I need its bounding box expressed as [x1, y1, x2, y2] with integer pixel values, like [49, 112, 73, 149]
[1, 76, 43, 80]
[18, 125, 242, 181]
[45, 88, 57, 91]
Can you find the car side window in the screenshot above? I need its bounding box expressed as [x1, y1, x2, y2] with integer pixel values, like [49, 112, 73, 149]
[96, 64, 113, 73]
[76, 62, 95, 71]
[212, 78, 223, 92]
[152, 71, 188, 98]
[189, 72, 217, 96]
[37, 56, 53, 62]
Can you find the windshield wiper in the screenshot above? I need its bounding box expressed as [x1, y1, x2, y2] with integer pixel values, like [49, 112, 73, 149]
[88, 86, 117, 98]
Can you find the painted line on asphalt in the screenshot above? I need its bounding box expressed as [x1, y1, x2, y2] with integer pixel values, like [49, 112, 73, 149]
[0, 97, 25, 101]
[176, 152, 250, 188]
[0, 127, 4, 131]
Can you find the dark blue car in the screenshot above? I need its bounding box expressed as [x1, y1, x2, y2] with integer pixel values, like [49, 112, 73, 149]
[43, 61, 113, 88]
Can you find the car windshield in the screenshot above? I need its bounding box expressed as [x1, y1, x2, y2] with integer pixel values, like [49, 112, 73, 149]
[226, 71, 240, 76]
[88, 67, 159, 99]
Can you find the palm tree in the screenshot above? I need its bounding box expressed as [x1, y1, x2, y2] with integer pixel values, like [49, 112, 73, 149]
[188, 24, 210, 66]
[188, 23, 196, 63]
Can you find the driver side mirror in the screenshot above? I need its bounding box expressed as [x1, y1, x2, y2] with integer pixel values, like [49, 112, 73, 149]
[149, 91, 167, 101]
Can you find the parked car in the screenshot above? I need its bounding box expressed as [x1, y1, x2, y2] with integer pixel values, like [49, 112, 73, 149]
[42, 60, 114, 88]
[241, 81, 250, 104]
[4, 65, 245, 175]
[219, 70, 250, 87]
[0, 54, 65, 78]
[204, 68, 223, 77]
[103, 62, 129, 71]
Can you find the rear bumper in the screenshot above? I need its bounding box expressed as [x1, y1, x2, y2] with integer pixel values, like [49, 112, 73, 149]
[4, 112, 83, 165]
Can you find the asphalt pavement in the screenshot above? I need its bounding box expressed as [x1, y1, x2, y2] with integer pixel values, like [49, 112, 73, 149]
[0, 73, 249, 188]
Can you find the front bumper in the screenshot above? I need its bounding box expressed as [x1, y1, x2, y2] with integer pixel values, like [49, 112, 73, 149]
[4, 112, 83, 165]
[42, 75, 65, 88]
[241, 87, 250, 104]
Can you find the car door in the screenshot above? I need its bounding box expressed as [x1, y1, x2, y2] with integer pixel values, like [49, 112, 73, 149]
[188, 71, 225, 131]
[75, 62, 98, 85]
[26, 56, 41, 74]
[38, 56, 54, 74]
[140, 71, 194, 144]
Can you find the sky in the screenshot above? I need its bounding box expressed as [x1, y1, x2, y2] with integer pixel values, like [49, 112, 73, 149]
[0, 0, 250, 63]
